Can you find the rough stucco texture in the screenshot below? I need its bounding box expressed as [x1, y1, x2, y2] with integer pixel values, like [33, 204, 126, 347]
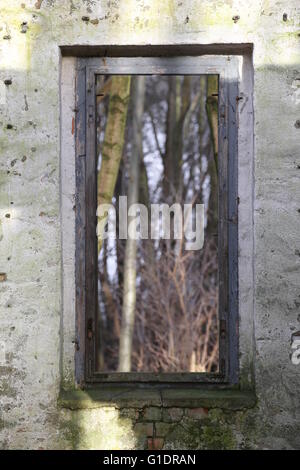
[0, 0, 300, 450]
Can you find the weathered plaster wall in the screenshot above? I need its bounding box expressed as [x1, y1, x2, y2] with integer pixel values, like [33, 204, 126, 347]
[0, 0, 299, 449]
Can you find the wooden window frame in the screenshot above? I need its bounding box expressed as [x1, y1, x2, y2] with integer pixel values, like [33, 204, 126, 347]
[74, 56, 239, 386]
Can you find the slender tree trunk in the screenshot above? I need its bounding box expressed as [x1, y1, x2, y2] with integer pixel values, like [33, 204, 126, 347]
[97, 75, 131, 254]
[118, 76, 146, 372]
[206, 75, 218, 235]
[164, 76, 193, 201]
[164, 76, 177, 199]
[115, 162, 126, 292]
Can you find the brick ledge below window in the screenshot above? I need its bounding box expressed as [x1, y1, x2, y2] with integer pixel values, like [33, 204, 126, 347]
[58, 388, 256, 411]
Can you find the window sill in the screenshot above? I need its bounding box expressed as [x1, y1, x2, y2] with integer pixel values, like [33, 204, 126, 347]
[58, 387, 256, 411]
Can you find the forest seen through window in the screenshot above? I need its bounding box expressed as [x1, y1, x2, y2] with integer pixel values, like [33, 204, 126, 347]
[96, 74, 219, 373]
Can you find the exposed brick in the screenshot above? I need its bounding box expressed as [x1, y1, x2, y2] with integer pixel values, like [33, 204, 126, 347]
[134, 422, 154, 437]
[186, 407, 209, 420]
[155, 422, 173, 437]
[141, 407, 162, 421]
[0, 273, 7, 282]
[147, 437, 164, 450]
[119, 408, 139, 420]
[162, 407, 184, 422]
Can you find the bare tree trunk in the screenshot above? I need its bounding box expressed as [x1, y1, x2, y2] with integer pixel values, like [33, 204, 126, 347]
[164, 76, 194, 201]
[118, 76, 146, 372]
[97, 75, 131, 253]
[164, 76, 177, 199]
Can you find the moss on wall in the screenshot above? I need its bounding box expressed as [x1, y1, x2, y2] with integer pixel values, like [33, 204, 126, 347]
[0, 0, 300, 450]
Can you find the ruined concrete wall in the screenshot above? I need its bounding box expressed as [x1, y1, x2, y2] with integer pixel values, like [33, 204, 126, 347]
[0, 0, 299, 449]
